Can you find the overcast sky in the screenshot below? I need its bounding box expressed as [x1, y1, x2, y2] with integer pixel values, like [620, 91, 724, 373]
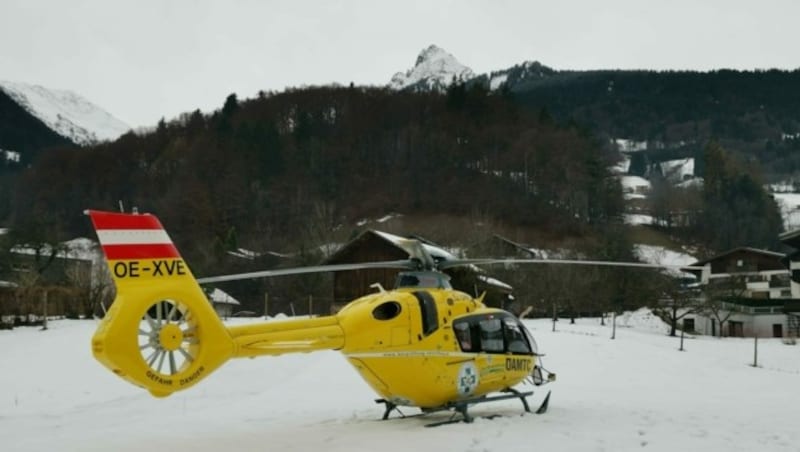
[2, 0, 798, 128]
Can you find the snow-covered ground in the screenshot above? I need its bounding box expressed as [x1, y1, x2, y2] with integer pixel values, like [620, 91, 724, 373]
[773, 193, 800, 230]
[2, 313, 798, 452]
[623, 213, 654, 225]
[634, 244, 696, 267]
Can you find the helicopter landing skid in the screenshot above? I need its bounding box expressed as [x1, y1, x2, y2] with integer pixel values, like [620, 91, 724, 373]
[375, 388, 551, 427]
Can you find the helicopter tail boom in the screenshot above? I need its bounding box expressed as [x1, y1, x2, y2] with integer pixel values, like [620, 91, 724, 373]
[227, 315, 344, 357]
[87, 210, 236, 397]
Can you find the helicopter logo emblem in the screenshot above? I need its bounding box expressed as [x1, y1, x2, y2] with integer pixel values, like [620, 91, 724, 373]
[457, 362, 479, 395]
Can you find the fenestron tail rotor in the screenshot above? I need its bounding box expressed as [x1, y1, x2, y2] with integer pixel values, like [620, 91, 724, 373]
[138, 299, 198, 376]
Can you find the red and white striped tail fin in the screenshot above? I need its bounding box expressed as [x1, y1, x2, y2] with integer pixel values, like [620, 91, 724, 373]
[87, 210, 179, 260]
[85, 210, 195, 286]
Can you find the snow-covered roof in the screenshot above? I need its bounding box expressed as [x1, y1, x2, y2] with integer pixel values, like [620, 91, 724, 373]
[357, 213, 403, 227]
[207, 288, 241, 305]
[614, 138, 648, 152]
[620, 175, 651, 192]
[2, 150, 20, 162]
[372, 230, 458, 261]
[690, 247, 785, 267]
[659, 158, 694, 181]
[10, 237, 100, 262]
[227, 248, 261, 260]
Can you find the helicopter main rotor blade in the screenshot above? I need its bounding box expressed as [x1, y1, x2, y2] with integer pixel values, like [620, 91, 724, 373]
[197, 260, 416, 284]
[438, 258, 704, 272]
[396, 238, 437, 271]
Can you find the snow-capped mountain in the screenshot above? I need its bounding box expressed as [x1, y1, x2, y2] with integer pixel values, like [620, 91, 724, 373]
[0, 81, 130, 146]
[389, 45, 557, 93]
[390, 45, 475, 91]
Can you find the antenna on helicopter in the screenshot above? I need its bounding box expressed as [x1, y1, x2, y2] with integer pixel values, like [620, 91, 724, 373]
[370, 282, 386, 293]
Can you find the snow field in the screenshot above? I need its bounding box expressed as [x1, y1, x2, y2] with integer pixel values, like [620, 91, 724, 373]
[1, 313, 798, 451]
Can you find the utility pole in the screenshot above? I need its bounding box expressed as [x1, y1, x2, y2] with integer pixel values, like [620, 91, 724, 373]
[308, 295, 313, 318]
[752, 335, 759, 367]
[263, 293, 269, 319]
[41, 289, 48, 331]
[611, 311, 617, 340]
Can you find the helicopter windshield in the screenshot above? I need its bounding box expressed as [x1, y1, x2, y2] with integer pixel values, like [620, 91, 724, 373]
[394, 271, 452, 290]
[453, 313, 535, 355]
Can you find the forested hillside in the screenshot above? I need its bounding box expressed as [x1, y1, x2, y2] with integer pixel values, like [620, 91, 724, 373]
[1, 83, 788, 317]
[9, 86, 623, 275]
[504, 68, 800, 179]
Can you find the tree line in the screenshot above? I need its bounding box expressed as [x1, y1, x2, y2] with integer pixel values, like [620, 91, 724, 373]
[0, 83, 787, 318]
[2, 85, 626, 314]
[510, 68, 800, 181]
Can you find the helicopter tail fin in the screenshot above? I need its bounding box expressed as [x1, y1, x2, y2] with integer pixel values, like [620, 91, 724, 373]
[86, 210, 235, 397]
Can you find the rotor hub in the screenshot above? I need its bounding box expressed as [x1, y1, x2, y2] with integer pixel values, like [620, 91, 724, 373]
[158, 323, 184, 351]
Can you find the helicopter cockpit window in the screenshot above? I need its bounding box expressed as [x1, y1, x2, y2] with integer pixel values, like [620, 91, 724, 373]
[479, 318, 504, 352]
[372, 301, 402, 321]
[504, 318, 532, 354]
[453, 314, 534, 355]
[454, 322, 474, 352]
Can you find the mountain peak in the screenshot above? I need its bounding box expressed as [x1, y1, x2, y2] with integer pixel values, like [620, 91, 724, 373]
[390, 45, 475, 91]
[414, 44, 449, 66]
[0, 81, 130, 146]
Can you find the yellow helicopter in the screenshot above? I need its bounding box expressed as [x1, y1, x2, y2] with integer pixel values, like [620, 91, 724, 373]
[86, 209, 696, 425]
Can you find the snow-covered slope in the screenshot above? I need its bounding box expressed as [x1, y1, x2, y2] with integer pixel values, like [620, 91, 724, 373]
[390, 45, 475, 91]
[483, 60, 556, 91]
[0, 81, 130, 145]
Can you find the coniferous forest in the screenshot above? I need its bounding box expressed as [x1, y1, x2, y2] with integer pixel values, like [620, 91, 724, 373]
[9, 86, 624, 268]
[0, 81, 788, 316]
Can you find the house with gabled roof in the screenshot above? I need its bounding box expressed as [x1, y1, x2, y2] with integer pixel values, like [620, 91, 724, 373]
[682, 247, 793, 338]
[206, 287, 241, 319]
